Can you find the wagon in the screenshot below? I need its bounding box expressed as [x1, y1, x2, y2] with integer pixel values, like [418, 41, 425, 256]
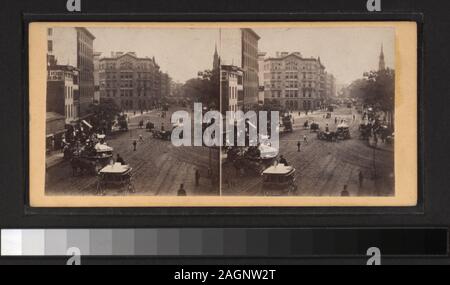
[281, 116, 293, 132]
[310, 122, 320, 132]
[336, 123, 351, 140]
[261, 163, 297, 196]
[96, 163, 135, 195]
[317, 130, 336, 142]
[71, 144, 114, 175]
[152, 129, 172, 140]
[146, 122, 155, 132]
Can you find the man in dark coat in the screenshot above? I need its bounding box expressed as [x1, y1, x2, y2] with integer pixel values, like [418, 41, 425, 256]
[116, 154, 126, 165]
[279, 155, 289, 166]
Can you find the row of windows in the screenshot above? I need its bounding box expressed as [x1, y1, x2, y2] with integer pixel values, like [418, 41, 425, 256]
[102, 90, 158, 97]
[99, 62, 155, 70]
[266, 82, 316, 89]
[65, 86, 74, 100]
[268, 90, 314, 98]
[229, 86, 238, 100]
[264, 61, 321, 71]
[65, 104, 75, 120]
[48, 70, 77, 82]
[265, 72, 319, 81]
[101, 81, 154, 88]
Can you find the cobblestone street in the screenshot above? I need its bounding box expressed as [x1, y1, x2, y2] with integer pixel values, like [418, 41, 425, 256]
[221, 106, 394, 197]
[46, 106, 220, 196]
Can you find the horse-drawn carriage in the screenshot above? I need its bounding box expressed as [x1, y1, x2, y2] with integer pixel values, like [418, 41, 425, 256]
[317, 130, 336, 142]
[152, 129, 172, 140]
[227, 144, 277, 176]
[146, 122, 155, 132]
[70, 144, 114, 176]
[96, 163, 135, 195]
[336, 123, 351, 140]
[261, 163, 297, 196]
[359, 123, 372, 140]
[281, 115, 293, 133]
[310, 122, 320, 132]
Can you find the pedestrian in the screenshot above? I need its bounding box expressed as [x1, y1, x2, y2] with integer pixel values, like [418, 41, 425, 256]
[303, 134, 308, 145]
[279, 155, 289, 166]
[195, 169, 200, 186]
[358, 170, 364, 188]
[335, 117, 337, 124]
[132, 139, 137, 151]
[177, 184, 187, 196]
[116, 153, 126, 165]
[139, 134, 143, 142]
[297, 141, 301, 152]
[341, 185, 350, 197]
[207, 167, 212, 178]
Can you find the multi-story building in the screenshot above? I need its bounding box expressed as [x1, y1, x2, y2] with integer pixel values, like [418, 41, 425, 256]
[93, 51, 102, 103]
[220, 28, 260, 110]
[47, 65, 79, 124]
[160, 72, 171, 98]
[263, 51, 329, 111]
[257, 52, 267, 105]
[47, 27, 95, 119]
[325, 73, 336, 99]
[98, 52, 162, 111]
[221, 65, 244, 122]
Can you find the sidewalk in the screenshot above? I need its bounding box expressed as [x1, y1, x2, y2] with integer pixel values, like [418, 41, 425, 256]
[46, 151, 65, 169]
[367, 137, 394, 152]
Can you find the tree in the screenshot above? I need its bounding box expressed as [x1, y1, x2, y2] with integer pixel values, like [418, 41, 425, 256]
[182, 68, 220, 109]
[88, 98, 121, 133]
[348, 69, 395, 113]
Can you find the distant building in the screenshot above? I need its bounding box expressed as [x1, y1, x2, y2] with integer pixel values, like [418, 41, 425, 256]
[93, 52, 102, 103]
[160, 72, 171, 98]
[220, 28, 260, 109]
[325, 73, 336, 99]
[379, 44, 386, 71]
[170, 81, 184, 99]
[213, 44, 220, 71]
[47, 27, 95, 119]
[257, 52, 267, 105]
[47, 64, 79, 124]
[221, 65, 244, 122]
[263, 52, 329, 111]
[99, 52, 163, 111]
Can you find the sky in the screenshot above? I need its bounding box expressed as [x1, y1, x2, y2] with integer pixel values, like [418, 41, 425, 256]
[85, 26, 393, 85]
[254, 27, 395, 85]
[88, 27, 220, 83]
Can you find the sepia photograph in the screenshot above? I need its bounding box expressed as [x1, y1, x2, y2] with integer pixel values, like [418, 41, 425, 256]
[44, 27, 221, 197]
[29, 22, 417, 207]
[220, 27, 396, 197]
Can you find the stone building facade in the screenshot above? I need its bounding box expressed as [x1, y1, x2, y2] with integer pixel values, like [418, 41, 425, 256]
[98, 52, 167, 111]
[263, 52, 333, 111]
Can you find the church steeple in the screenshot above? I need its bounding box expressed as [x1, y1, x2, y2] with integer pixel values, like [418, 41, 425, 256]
[378, 43, 385, 71]
[213, 43, 220, 70]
